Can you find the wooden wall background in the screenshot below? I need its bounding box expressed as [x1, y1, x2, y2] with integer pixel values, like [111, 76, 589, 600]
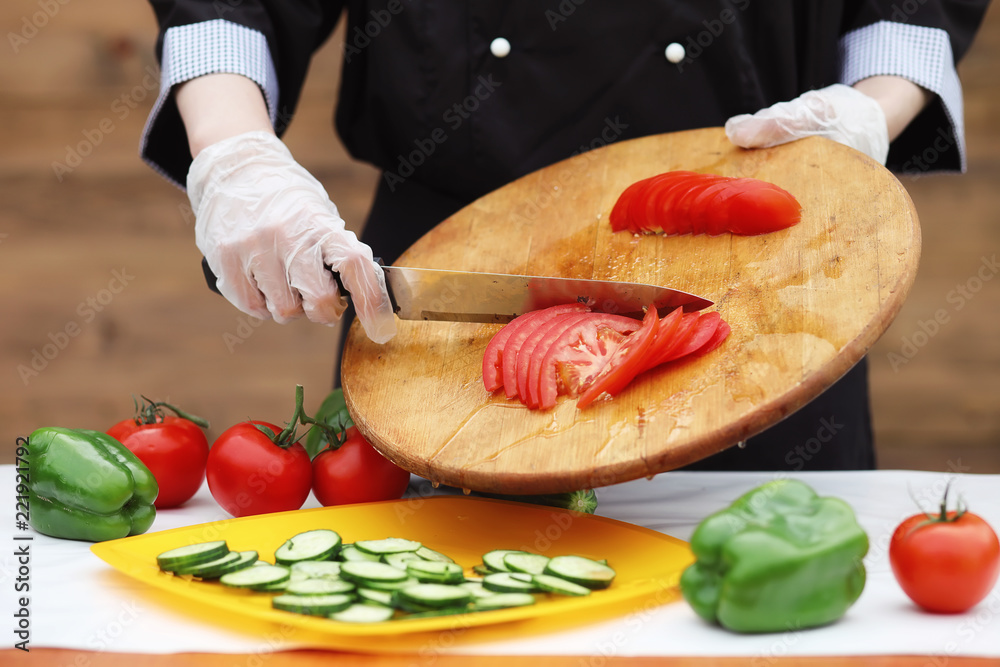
[1, 1, 997, 474]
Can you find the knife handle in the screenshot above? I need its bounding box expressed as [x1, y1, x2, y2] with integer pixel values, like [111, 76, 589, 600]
[200, 256, 394, 314]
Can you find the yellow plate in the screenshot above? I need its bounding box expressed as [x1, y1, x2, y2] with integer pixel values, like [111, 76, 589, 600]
[91, 496, 692, 653]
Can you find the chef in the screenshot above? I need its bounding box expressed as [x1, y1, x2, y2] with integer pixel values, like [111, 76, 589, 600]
[139, 1, 986, 471]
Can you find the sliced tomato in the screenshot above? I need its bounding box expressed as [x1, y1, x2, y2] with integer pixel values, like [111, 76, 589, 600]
[523, 312, 593, 408]
[514, 313, 583, 406]
[723, 181, 801, 235]
[642, 311, 700, 370]
[536, 314, 643, 409]
[497, 303, 589, 398]
[609, 170, 801, 236]
[576, 307, 660, 409]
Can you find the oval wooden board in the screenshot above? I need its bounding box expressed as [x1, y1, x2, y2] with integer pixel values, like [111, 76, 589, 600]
[341, 128, 920, 494]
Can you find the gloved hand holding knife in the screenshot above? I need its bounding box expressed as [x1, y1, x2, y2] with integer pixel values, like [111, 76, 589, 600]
[180, 74, 923, 343]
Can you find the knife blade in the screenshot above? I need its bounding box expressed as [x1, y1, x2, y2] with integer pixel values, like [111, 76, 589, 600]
[380, 266, 713, 323]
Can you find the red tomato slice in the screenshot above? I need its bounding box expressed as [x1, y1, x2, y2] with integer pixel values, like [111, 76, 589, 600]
[695, 319, 731, 356]
[642, 311, 701, 371]
[536, 314, 643, 409]
[724, 181, 801, 235]
[523, 312, 593, 408]
[497, 303, 589, 398]
[610, 171, 801, 236]
[515, 312, 586, 406]
[667, 311, 723, 360]
[576, 307, 660, 409]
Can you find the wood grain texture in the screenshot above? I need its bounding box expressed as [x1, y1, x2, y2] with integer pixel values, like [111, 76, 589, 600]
[343, 128, 921, 494]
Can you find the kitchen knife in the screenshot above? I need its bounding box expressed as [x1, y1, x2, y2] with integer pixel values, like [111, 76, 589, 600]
[377, 266, 713, 323]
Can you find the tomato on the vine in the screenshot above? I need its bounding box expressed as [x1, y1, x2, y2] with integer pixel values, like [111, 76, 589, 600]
[107, 397, 210, 509]
[312, 426, 410, 506]
[889, 486, 1000, 613]
[206, 387, 313, 517]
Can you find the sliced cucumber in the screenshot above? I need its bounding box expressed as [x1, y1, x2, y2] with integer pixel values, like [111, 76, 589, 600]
[472, 564, 492, 576]
[190, 551, 259, 580]
[272, 593, 353, 616]
[357, 588, 394, 606]
[157, 541, 229, 572]
[354, 538, 422, 556]
[397, 606, 470, 619]
[415, 546, 455, 563]
[274, 529, 342, 565]
[220, 563, 291, 590]
[339, 561, 408, 586]
[338, 544, 382, 562]
[290, 560, 342, 579]
[458, 581, 496, 599]
[172, 550, 240, 576]
[329, 603, 395, 623]
[382, 551, 421, 570]
[362, 576, 421, 592]
[285, 578, 356, 596]
[472, 593, 537, 611]
[532, 573, 591, 596]
[503, 552, 550, 575]
[405, 560, 465, 584]
[482, 549, 525, 573]
[396, 584, 473, 609]
[543, 555, 615, 589]
[482, 572, 536, 593]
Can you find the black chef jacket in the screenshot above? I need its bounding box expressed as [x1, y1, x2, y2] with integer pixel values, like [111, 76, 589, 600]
[142, 0, 987, 471]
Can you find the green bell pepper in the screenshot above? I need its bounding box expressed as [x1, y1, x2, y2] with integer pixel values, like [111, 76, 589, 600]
[27, 427, 158, 542]
[680, 479, 868, 633]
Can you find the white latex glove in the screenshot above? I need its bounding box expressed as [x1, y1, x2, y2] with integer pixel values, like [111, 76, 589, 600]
[725, 84, 889, 165]
[187, 131, 396, 343]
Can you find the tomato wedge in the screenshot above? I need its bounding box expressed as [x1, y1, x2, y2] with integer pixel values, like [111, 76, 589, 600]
[610, 171, 801, 236]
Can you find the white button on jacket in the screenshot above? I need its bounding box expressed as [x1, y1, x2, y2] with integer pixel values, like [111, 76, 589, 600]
[665, 42, 685, 63]
[490, 37, 511, 58]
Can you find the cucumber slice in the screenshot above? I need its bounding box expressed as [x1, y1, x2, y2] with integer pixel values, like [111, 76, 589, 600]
[532, 573, 591, 596]
[405, 560, 465, 584]
[458, 582, 496, 599]
[340, 561, 408, 585]
[354, 538, 422, 556]
[472, 564, 492, 576]
[482, 572, 536, 593]
[220, 563, 290, 590]
[272, 593, 353, 616]
[503, 552, 550, 575]
[357, 588, 394, 606]
[382, 551, 421, 570]
[481, 549, 525, 573]
[397, 606, 470, 619]
[543, 556, 615, 589]
[415, 546, 456, 563]
[191, 551, 259, 580]
[285, 578, 356, 596]
[362, 576, 421, 592]
[157, 541, 229, 572]
[338, 544, 382, 562]
[290, 560, 342, 579]
[172, 550, 240, 576]
[329, 603, 395, 623]
[274, 529, 342, 565]
[472, 593, 537, 611]
[396, 584, 473, 609]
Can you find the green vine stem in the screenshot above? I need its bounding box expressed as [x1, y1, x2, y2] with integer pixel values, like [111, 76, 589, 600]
[133, 394, 210, 428]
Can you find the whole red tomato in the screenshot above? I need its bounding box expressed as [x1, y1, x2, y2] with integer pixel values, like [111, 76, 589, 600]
[889, 492, 1000, 614]
[207, 420, 312, 517]
[107, 398, 210, 509]
[312, 426, 410, 506]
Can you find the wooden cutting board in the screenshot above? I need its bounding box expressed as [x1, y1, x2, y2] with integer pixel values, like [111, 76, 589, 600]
[341, 128, 920, 494]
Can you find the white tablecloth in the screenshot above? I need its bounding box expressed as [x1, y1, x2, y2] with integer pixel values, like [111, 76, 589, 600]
[3, 467, 999, 658]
